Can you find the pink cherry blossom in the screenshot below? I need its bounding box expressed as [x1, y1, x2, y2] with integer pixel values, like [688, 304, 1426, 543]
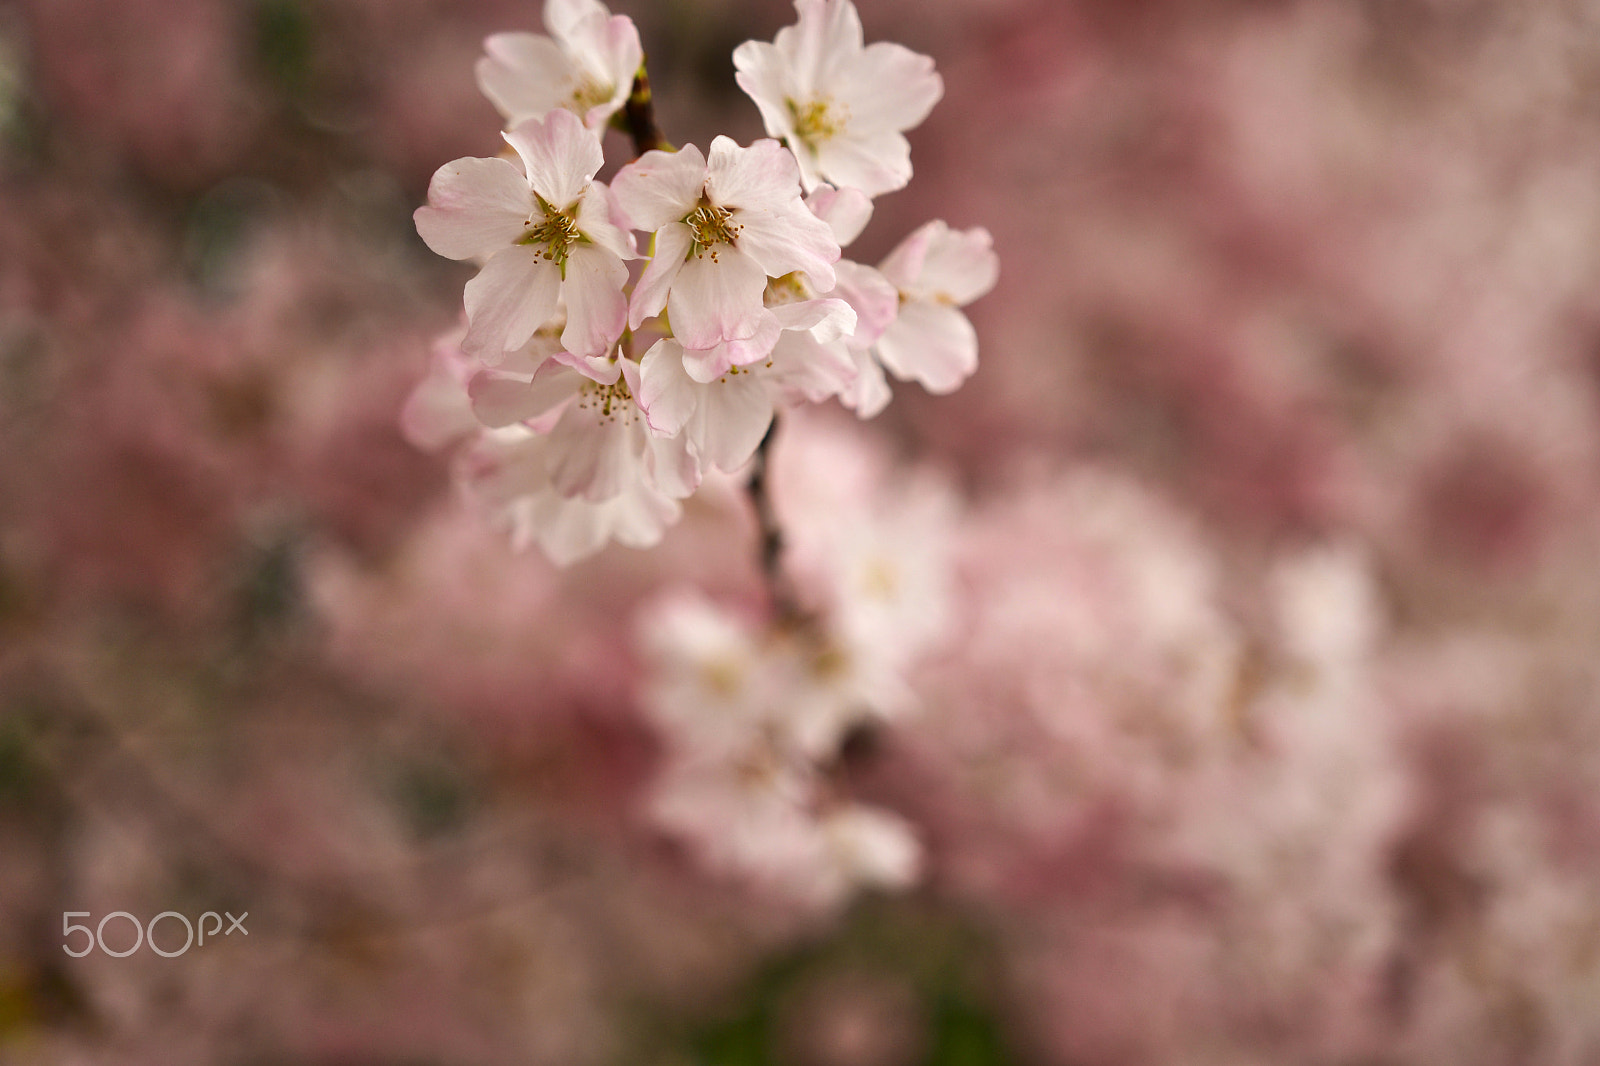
[733, 0, 943, 197]
[476, 0, 643, 131]
[870, 220, 998, 396]
[414, 107, 635, 362]
[611, 138, 841, 368]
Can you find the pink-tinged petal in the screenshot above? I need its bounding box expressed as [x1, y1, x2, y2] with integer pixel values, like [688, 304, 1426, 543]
[544, 0, 609, 41]
[873, 300, 977, 393]
[612, 144, 708, 232]
[645, 431, 701, 499]
[765, 331, 857, 404]
[668, 247, 769, 350]
[557, 12, 643, 124]
[637, 338, 696, 436]
[414, 156, 532, 261]
[732, 40, 797, 142]
[493, 326, 566, 371]
[551, 347, 623, 383]
[462, 245, 563, 357]
[805, 185, 872, 247]
[789, 142, 826, 194]
[629, 221, 691, 329]
[476, 33, 569, 122]
[813, 129, 911, 198]
[839, 346, 891, 417]
[682, 311, 781, 382]
[400, 339, 478, 451]
[837, 42, 942, 132]
[769, 296, 855, 344]
[601, 481, 682, 549]
[915, 224, 998, 305]
[504, 109, 603, 210]
[460, 432, 552, 507]
[876, 219, 936, 290]
[735, 203, 839, 292]
[575, 182, 636, 260]
[469, 361, 578, 429]
[776, 0, 864, 98]
[705, 137, 802, 211]
[831, 260, 898, 347]
[689, 373, 775, 472]
[548, 401, 644, 501]
[559, 244, 628, 359]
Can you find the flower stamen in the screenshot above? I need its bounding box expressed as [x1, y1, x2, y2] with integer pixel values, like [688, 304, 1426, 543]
[685, 201, 742, 262]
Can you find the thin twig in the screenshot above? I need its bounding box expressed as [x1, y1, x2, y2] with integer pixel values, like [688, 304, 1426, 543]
[746, 415, 805, 623]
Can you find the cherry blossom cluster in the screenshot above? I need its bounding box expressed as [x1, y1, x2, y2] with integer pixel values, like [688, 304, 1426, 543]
[636, 417, 957, 907]
[407, 0, 997, 563]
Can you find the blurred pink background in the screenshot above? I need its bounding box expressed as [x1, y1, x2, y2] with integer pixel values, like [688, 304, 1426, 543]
[3, 0, 1600, 1062]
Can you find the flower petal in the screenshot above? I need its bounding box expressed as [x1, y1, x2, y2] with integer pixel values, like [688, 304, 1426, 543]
[414, 156, 533, 261]
[765, 331, 857, 404]
[838, 345, 891, 417]
[769, 296, 855, 344]
[688, 372, 775, 472]
[462, 245, 563, 356]
[667, 246, 769, 350]
[637, 338, 697, 437]
[872, 299, 977, 394]
[830, 260, 898, 347]
[732, 40, 797, 143]
[611, 144, 708, 232]
[504, 108, 603, 211]
[548, 399, 641, 501]
[775, 0, 864, 99]
[805, 185, 872, 247]
[813, 129, 911, 198]
[705, 137, 802, 211]
[476, 33, 569, 123]
[915, 224, 999, 305]
[559, 243, 628, 359]
[734, 201, 839, 292]
[629, 221, 691, 329]
[575, 182, 636, 260]
[837, 42, 942, 132]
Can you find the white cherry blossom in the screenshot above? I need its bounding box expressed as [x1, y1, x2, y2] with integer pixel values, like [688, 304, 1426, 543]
[733, 0, 943, 197]
[414, 107, 635, 362]
[870, 220, 998, 396]
[476, 0, 643, 131]
[611, 138, 840, 374]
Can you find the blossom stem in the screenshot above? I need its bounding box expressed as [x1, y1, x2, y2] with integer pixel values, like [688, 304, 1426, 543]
[621, 63, 671, 157]
[746, 416, 804, 623]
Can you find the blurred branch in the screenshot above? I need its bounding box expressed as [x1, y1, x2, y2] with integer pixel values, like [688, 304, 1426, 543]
[621, 63, 672, 157]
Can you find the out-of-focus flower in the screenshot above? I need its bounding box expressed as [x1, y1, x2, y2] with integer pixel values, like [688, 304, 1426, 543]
[414, 108, 634, 361]
[476, 0, 643, 132]
[734, 0, 943, 197]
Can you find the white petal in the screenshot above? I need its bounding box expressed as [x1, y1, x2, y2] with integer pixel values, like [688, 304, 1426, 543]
[575, 182, 636, 260]
[688, 372, 775, 473]
[413, 156, 533, 261]
[400, 341, 479, 451]
[637, 338, 697, 437]
[504, 109, 602, 211]
[469, 361, 579, 428]
[462, 246, 563, 357]
[611, 144, 707, 232]
[765, 331, 857, 404]
[683, 312, 781, 383]
[831, 260, 898, 347]
[667, 247, 769, 350]
[734, 202, 839, 292]
[543, 0, 610, 41]
[805, 185, 872, 247]
[838, 346, 891, 417]
[476, 33, 569, 123]
[548, 400, 641, 501]
[629, 221, 691, 329]
[813, 129, 911, 198]
[872, 299, 977, 394]
[876, 219, 935, 290]
[705, 137, 803, 212]
[732, 41, 798, 143]
[559, 244, 628, 359]
[776, 0, 863, 99]
[769, 296, 855, 344]
[646, 430, 702, 499]
[916, 224, 999, 305]
[836, 42, 942, 132]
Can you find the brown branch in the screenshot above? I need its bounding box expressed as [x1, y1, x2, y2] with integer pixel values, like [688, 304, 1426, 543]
[746, 415, 805, 624]
[621, 63, 671, 157]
